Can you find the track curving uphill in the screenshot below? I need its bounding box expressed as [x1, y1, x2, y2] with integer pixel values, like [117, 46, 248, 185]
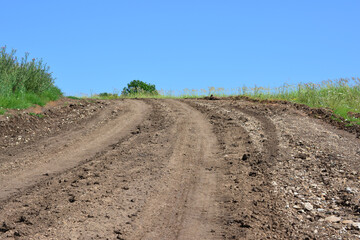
[0, 98, 359, 239]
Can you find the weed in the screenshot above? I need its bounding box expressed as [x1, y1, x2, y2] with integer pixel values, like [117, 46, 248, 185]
[28, 112, 45, 118]
[0, 46, 62, 109]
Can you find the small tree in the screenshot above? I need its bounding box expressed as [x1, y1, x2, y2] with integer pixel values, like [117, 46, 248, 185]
[121, 80, 158, 96]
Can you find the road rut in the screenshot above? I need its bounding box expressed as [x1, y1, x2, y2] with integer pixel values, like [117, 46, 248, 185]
[0, 100, 149, 201]
[0, 98, 359, 239]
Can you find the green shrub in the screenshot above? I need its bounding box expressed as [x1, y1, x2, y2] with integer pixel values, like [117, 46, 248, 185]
[121, 80, 158, 96]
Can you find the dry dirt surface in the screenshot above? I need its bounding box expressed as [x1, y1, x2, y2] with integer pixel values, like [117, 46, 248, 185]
[0, 98, 359, 240]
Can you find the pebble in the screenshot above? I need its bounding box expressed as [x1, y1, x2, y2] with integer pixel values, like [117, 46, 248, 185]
[342, 220, 354, 224]
[303, 202, 313, 211]
[345, 187, 354, 194]
[352, 222, 360, 230]
[325, 215, 341, 223]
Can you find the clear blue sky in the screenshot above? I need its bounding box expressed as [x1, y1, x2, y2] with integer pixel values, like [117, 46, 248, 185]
[1, 0, 359, 96]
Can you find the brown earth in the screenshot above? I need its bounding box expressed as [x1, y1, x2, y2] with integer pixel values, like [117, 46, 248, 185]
[0, 98, 359, 239]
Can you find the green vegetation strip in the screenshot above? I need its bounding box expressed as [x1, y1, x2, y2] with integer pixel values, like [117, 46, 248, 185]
[243, 78, 360, 125]
[90, 78, 360, 126]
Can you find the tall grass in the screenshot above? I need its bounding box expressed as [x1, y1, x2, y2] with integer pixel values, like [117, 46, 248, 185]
[0, 46, 62, 112]
[242, 78, 360, 124]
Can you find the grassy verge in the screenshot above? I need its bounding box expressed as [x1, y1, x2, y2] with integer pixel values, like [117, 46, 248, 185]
[243, 78, 360, 125]
[91, 78, 360, 125]
[0, 46, 62, 114]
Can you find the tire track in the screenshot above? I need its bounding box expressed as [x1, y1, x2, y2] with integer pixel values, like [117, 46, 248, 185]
[0, 99, 222, 239]
[129, 99, 221, 240]
[186, 99, 286, 239]
[2, 98, 358, 239]
[188, 99, 360, 239]
[0, 99, 149, 201]
[0, 99, 162, 239]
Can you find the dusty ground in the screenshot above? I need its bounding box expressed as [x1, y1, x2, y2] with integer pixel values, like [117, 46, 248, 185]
[0, 98, 359, 240]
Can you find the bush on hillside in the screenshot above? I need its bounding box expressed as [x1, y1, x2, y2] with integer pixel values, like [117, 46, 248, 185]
[121, 80, 158, 96]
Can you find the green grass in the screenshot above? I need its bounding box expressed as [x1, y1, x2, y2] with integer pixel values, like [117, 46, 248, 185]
[28, 112, 45, 118]
[67, 96, 80, 100]
[0, 46, 62, 113]
[240, 78, 360, 125]
[0, 87, 62, 109]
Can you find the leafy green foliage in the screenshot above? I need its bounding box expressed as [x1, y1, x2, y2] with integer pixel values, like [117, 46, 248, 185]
[121, 80, 158, 96]
[0, 46, 62, 109]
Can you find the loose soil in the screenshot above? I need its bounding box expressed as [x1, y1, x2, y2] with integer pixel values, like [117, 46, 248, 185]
[0, 98, 359, 239]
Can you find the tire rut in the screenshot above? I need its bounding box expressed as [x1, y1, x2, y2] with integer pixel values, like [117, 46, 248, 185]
[0, 99, 149, 201]
[0, 99, 222, 239]
[186, 99, 287, 239]
[129, 99, 221, 240]
[1, 98, 359, 239]
[187, 99, 360, 239]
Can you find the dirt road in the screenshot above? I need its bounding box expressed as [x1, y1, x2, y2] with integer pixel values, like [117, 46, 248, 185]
[0, 98, 359, 239]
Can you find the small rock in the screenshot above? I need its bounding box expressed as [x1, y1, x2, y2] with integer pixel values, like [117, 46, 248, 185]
[68, 195, 76, 203]
[325, 215, 341, 223]
[304, 202, 313, 211]
[293, 205, 301, 209]
[352, 222, 360, 230]
[342, 220, 354, 224]
[248, 172, 257, 177]
[271, 181, 277, 186]
[242, 154, 250, 160]
[345, 187, 354, 194]
[295, 153, 308, 159]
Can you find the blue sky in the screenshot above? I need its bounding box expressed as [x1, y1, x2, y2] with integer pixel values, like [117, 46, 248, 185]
[1, 0, 359, 96]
